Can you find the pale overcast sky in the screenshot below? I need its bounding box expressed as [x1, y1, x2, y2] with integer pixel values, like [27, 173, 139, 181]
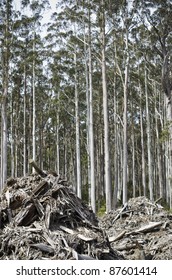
[13, 0, 57, 13]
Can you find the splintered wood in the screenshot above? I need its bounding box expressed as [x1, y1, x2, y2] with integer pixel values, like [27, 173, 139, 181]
[99, 196, 172, 260]
[1, 171, 172, 260]
[0, 173, 123, 260]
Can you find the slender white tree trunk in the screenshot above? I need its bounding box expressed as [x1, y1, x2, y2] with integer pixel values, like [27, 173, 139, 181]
[145, 64, 154, 201]
[84, 26, 91, 204]
[101, 1, 112, 212]
[56, 91, 60, 175]
[88, 5, 96, 212]
[23, 63, 27, 176]
[154, 82, 163, 199]
[122, 27, 129, 204]
[1, 0, 10, 188]
[1, 94, 8, 187]
[165, 95, 172, 207]
[140, 101, 146, 197]
[74, 52, 82, 198]
[113, 91, 119, 209]
[132, 125, 136, 197]
[10, 94, 14, 177]
[32, 32, 36, 166]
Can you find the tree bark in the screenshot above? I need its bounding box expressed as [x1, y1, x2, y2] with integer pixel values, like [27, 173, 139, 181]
[145, 64, 154, 201]
[32, 32, 36, 169]
[88, 3, 96, 213]
[0, 0, 10, 189]
[56, 91, 60, 175]
[23, 63, 27, 176]
[101, 0, 112, 212]
[74, 52, 82, 198]
[139, 76, 146, 197]
[122, 24, 129, 204]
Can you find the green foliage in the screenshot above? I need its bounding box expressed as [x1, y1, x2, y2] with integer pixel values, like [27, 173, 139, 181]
[97, 201, 106, 217]
[159, 124, 170, 143]
[81, 183, 89, 204]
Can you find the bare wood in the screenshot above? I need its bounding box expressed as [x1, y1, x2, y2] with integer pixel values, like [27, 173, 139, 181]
[108, 230, 126, 243]
[60, 225, 96, 241]
[114, 243, 138, 251]
[43, 232, 56, 249]
[7, 208, 12, 223]
[5, 190, 10, 207]
[0, 210, 2, 229]
[155, 197, 163, 204]
[14, 203, 37, 226]
[32, 180, 49, 196]
[45, 204, 51, 229]
[112, 203, 128, 222]
[60, 225, 76, 235]
[33, 199, 44, 218]
[126, 221, 163, 236]
[72, 249, 95, 260]
[30, 243, 54, 254]
[29, 159, 47, 177]
[77, 233, 96, 242]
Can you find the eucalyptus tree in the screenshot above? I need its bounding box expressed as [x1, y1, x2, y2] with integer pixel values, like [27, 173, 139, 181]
[45, 1, 83, 193]
[147, 0, 172, 206]
[88, 2, 96, 212]
[96, 0, 112, 212]
[20, 0, 50, 170]
[10, 14, 33, 176]
[134, 0, 172, 205]
[0, 0, 14, 189]
[121, 2, 130, 204]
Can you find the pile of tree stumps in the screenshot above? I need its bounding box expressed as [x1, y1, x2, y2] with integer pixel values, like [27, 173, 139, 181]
[0, 169, 123, 260]
[99, 196, 172, 260]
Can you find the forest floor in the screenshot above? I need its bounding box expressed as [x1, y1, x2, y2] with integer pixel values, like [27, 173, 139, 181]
[0, 172, 172, 260]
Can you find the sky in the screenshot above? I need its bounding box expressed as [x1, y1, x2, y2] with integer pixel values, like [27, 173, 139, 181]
[13, 0, 57, 15]
[48, 0, 57, 10]
[13, 0, 58, 30]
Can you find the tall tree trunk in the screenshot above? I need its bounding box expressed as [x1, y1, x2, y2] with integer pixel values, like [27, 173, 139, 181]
[1, 95, 8, 187]
[122, 25, 129, 204]
[163, 57, 172, 207]
[56, 91, 60, 175]
[32, 32, 36, 167]
[132, 121, 136, 198]
[74, 52, 82, 198]
[10, 90, 14, 177]
[139, 77, 146, 197]
[0, 0, 10, 189]
[84, 25, 91, 205]
[113, 82, 119, 209]
[154, 82, 164, 199]
[101, 0, 112, 212]
[113, 41, 118, 209]
[23, 63, 27, 176]
[88, 4, 96, 212]
[145, 64, 154, 201]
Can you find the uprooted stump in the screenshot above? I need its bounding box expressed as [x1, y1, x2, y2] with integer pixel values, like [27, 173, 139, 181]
[0, 173, 124, 260]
